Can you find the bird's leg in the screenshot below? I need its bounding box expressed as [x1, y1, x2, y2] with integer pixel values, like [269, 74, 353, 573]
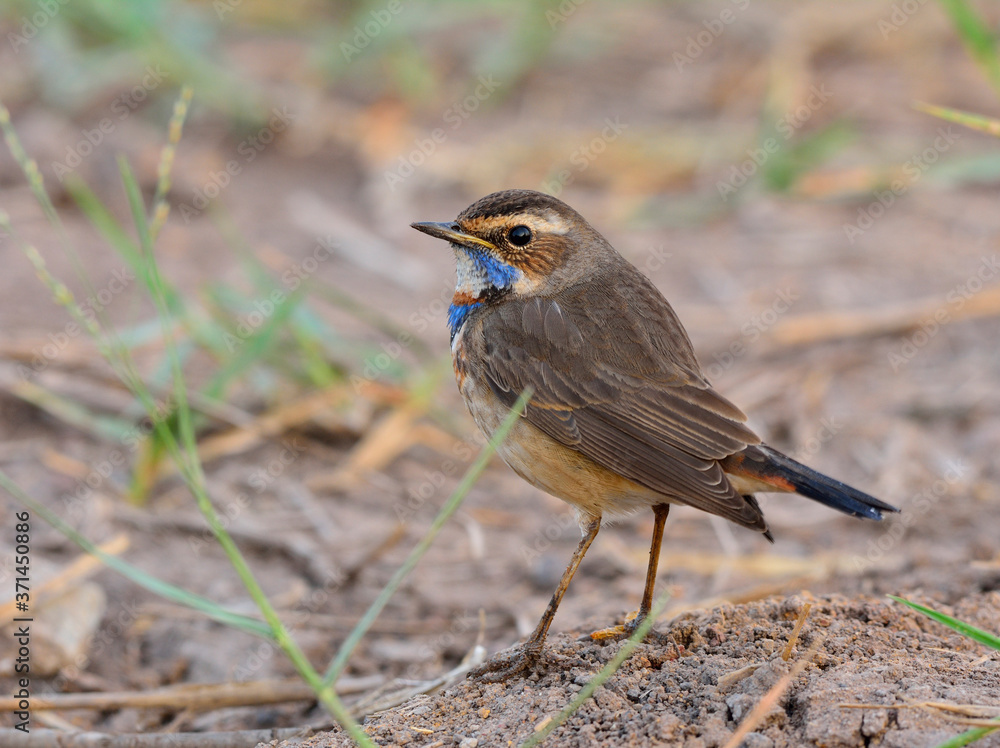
[625, 502, 669, 633]
[592, 503, 670, 639]
[470, 516, 601, 682]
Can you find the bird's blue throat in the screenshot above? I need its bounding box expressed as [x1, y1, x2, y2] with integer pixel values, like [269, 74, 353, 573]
[447, 302, 481, 343]
[448, 248, 522, 343]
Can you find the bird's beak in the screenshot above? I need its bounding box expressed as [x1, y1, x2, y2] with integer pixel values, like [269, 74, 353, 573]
[410, 221, 496, 251]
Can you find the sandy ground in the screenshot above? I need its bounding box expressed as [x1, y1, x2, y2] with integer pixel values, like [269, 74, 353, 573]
[276, 594, 1000, 747]
[1, 2, 999, 747]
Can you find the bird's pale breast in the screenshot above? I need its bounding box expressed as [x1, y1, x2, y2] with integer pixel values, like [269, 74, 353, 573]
[453, 322, 666, 523]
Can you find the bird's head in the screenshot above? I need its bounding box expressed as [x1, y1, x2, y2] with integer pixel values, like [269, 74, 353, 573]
[411, 189, 615, 304]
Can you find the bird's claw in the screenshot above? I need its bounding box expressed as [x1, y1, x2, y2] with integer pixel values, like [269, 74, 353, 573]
[590, 610, 644, 641]
[468, 642, 542, 682]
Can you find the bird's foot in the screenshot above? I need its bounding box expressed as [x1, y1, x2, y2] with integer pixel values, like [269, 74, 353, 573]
[590, 610, 644, 641]
[468, 641, 543, 683]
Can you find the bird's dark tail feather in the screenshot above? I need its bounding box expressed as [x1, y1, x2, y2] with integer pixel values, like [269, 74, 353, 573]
[757, 445, 899, 520]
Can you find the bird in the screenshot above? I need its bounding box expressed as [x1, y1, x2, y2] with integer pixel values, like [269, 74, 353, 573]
[411, 189, 898, 682]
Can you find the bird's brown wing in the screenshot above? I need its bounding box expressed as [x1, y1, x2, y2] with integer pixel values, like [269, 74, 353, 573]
[476, 270, 765, 529]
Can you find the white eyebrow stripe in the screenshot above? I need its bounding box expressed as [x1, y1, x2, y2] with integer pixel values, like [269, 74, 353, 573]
[461, 210, 572, 237]
[519, 211, 570, 235]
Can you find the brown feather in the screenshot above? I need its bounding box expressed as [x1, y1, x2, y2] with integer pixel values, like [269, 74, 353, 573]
[463, 258, 768, 531]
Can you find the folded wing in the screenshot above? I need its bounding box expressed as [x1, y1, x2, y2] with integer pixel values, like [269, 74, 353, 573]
[478, 269, 767, 531]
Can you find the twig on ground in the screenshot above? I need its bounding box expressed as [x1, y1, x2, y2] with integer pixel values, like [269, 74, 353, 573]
[722, 639, 823, 748]
[0, 677, 381, 714]
[0, 724, 328, 747]
[782, 602, 812, 661]
[348, 641, 487, 718]
[0, 535, 129, 620]
[766, 286, 1000, 348]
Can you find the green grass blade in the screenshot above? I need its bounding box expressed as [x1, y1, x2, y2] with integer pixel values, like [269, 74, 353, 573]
[519, 590, 671, 748]
[322, 386, 534, 688]
[150, 86, 193, 241]
[64, 176, 145, 270]
[287, 318, 341, 387]
[65, 171, 230, 358]
[0, 101, 64, 233]
[204, 250, 341, 388]
[889, 596, 1000, 650]
[113, 119, 372, 745]
[211, 211, 414, 377]
[201, 290, 308, 400]
[7, 380, 134, 443]
[65, 176, 224, 352]
[760, 120, 856, 193]
[914, 102, 1000, 137]
[118, 156, 154, 257]
[118, 154, 203, 465]
[66, 171, 231, 360]
[0, 470, 272, 638]
[932, 720, 1000, 748]
[5, 86, 373, 745]
[937, 0, 1000, 97]
[306, 277, 436, 363]
[0, 97, 117, 349]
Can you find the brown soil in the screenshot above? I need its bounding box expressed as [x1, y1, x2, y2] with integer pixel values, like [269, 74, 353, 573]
[277, 594, 1000, 748]
[1, 1, 999, 747]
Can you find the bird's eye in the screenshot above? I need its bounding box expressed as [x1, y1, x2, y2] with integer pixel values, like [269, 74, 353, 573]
[507, 225, 532, 247]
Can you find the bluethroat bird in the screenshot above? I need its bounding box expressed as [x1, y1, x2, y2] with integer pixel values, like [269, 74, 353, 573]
[411, 189, 898, 681]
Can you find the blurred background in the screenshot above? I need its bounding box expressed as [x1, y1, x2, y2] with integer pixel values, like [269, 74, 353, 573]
[1, 0, 999, 735]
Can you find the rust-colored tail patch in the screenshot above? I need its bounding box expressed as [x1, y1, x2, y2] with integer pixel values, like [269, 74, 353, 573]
[723, 445, 898, 520]
[722, 452, 797, 493]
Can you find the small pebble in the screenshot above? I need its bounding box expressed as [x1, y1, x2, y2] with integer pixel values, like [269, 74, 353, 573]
[741, 731, 773, 748]
[725, 693, 754, 722]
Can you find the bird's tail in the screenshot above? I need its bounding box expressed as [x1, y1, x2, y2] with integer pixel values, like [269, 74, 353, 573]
[724, 445, 899, 520]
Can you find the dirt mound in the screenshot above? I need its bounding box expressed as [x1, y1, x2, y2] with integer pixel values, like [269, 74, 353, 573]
[275, 593, 1000, 748]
